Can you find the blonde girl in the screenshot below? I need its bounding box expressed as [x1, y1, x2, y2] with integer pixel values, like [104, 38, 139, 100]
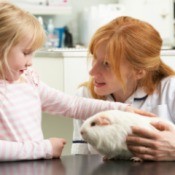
[0, 2, 146, 161]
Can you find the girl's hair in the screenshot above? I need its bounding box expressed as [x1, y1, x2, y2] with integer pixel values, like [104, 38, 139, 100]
[0, 1, 46, 79]
[84, 16, 175, 100]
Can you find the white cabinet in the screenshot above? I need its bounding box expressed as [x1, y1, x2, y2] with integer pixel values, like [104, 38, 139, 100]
[161, 56, 175, 70]
[62, 49, 89, 95]
[33, 49, 89, 156]
[64, 57, 89, 95]
[33, 49, 175, 156]
[33, 56, 64, 90]
[33, 56, 73, 156]
[17, 5, 71, 15]
[161, 50, 175, 70]
[11, 1, 72, 15]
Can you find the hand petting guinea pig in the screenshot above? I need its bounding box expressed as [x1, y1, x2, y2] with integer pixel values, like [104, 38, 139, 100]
[80, 109, 171, 161]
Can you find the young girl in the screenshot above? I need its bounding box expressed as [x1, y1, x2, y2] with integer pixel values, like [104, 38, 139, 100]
[0, 2, 151, 161]
[72, 16, 175, 161]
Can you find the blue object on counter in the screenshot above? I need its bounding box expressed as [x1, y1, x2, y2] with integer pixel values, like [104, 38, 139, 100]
[64, 26, 73, 48]
[54, 27, 65, 48]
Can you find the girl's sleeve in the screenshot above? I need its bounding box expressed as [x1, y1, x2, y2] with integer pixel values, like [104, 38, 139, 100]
[38, 81, 128, 120]
[0, 139, 53, 161]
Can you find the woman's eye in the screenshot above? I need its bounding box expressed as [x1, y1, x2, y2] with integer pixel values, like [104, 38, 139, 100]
[103, 61, 110, 67]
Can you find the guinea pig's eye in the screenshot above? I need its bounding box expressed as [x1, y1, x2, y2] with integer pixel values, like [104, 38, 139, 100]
[91, 121, 96, 127]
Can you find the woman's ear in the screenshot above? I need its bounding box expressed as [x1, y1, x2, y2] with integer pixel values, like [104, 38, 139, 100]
[135, 69, 146, 80]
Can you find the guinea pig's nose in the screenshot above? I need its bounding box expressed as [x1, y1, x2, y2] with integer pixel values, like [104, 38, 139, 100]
[80, 131, 84, 135]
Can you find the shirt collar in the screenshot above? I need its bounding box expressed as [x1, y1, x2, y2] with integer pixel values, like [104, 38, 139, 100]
[125, 87, 148, 104]
[106, 87, 148, 104]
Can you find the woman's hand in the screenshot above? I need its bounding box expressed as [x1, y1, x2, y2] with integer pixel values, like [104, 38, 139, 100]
[125, 106, 156, 117]
[126, 121, 175, 161]
[49, 138, 66, 158]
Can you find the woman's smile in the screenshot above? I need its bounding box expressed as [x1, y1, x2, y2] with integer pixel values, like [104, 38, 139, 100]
[94, 80, 106, 88]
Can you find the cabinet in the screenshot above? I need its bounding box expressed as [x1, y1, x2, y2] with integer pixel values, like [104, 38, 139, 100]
[64, 57, 89, 95]
[33, 56, 63, 90]
[161, 50, 175, 70]
[16, 4, 71, 15]
[33, 49, 175, 156]
[33, 56, 73, 156]
[33, 49, 88, 156]
[11, 1, 72, 15]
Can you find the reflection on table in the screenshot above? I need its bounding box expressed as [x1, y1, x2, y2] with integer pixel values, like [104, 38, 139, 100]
[0, 158, 65, 175]
[0, 155, 175, 175]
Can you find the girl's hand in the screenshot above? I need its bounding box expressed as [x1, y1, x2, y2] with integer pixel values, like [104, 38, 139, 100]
[49, 138, 66, 158]
[126, 121, 175, 161]
[125, 106, 156, 117]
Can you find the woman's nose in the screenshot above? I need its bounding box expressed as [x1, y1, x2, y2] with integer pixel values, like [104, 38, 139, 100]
[89, 67, 94, 76]
[89, 63, 99, 76]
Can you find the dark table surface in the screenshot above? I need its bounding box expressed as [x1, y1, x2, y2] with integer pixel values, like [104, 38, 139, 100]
[0, 155, 175, 175]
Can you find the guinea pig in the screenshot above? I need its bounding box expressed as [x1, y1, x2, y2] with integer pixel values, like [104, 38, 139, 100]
[80, 109, 168, 161]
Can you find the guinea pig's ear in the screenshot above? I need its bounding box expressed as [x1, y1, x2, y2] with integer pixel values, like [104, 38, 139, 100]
[96, 115, 111, 126]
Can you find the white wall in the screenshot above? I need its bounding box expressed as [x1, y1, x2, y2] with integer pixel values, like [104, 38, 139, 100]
[53, 0, 118, 45]
[53, 0, 174, 47]
[118, 0, 174, 48]
[11, 0, 175, 47]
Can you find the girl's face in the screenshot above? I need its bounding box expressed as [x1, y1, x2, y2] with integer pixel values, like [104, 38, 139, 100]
[89, 44, 140, 102]
[5, 37, 34, 82]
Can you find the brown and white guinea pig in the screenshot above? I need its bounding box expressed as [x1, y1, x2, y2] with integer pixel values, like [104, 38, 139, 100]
[80, 109, 168, 161]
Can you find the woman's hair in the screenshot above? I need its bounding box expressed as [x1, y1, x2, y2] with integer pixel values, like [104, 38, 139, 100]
[84, 16, 175, 100]
[0, 1, 46, 79]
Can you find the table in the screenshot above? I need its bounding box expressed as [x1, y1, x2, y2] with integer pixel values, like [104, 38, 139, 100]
[0, 155, 174, 175]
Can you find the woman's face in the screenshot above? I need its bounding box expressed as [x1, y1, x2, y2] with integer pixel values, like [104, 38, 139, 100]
[89, 44, 140, 102]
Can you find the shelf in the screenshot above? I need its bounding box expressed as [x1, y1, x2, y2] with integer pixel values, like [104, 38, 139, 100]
[15, 4, 72, 15]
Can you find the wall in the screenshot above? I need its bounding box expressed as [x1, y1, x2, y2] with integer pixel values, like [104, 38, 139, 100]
[52, 0, 174, 47]
[12, 0, 174, 47]
[118, 0, 174, 48]
[53, 0, 118, 45]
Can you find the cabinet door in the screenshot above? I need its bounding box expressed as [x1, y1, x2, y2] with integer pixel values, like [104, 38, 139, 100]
[11, 1, 72, 15]
[64, 57, 90, 95]
[161, 56, 175, 70]
[33, 57, 72, 156]
[33, 57, 63, 90]
[63, 57, 90, 154]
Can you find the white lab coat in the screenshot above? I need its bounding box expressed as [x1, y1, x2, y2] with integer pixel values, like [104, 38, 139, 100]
[71, 76, 175, 154]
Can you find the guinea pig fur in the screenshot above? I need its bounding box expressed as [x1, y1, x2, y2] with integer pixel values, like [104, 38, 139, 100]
[80, 109, 165, 161]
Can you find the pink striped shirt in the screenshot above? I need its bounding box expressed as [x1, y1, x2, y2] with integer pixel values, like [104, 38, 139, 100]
[0, 69, 127, 161]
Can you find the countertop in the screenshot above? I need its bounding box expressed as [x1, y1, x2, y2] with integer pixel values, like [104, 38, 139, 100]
[35, 48, 175, 58]
[35, 48, 88, 58]
[1, 155, 175, 175]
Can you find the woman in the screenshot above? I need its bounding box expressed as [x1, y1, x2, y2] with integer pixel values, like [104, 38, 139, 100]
[72, 16, 175, 161]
